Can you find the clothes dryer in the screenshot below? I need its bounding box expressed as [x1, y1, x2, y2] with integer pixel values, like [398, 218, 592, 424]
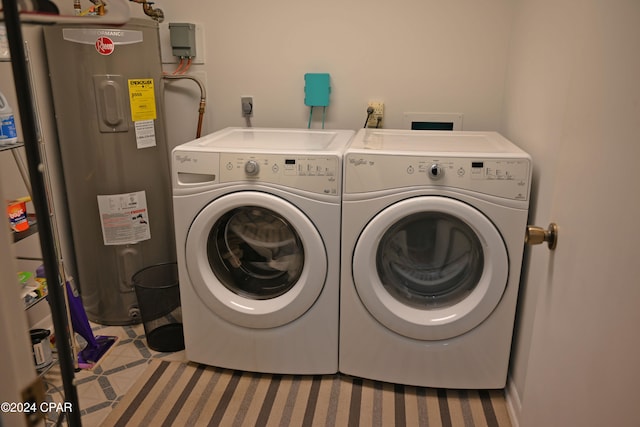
[339, 129, 531, 388]
[173, 127, 353, 374]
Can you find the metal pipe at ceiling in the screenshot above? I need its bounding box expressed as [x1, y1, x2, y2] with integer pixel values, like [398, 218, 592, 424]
[129, 0, 164, 22]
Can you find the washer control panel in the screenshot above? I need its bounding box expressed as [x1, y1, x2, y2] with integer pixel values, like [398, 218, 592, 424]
[345, 154, 531, 201]
[222, 153, 340, 195]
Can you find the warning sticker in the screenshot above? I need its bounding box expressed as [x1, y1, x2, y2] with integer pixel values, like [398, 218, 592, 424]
[134, 120, 157, 148]
[128, 79, 157, 122]
[97, 191, 151, 245]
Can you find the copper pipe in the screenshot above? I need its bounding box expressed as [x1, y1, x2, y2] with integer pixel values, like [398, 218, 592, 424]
[162, 74, 207, 139]
[196, 99, 206, 138]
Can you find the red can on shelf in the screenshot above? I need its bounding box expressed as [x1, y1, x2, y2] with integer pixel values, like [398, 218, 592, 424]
[7, 199, 29, 232]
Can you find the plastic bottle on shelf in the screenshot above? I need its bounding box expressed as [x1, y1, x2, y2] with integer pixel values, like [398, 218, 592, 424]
[0, 90, 18, 145]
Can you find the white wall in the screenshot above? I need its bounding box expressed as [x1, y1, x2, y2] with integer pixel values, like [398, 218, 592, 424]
[120, 0, 515, 147]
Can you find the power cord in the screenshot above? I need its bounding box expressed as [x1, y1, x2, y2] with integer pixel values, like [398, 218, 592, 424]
[363, 106, 374, 128]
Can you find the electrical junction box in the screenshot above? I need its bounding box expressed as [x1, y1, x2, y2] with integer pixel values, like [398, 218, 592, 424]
[304, 73, 331, 107]
[169, 22, 196, 58]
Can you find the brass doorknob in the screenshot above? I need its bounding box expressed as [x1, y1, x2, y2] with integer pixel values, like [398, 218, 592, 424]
[525, 223, 558, 250]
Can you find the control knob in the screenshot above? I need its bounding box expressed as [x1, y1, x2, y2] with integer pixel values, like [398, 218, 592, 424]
[244, 160, 260, 176]
[428, 163, 444, 180]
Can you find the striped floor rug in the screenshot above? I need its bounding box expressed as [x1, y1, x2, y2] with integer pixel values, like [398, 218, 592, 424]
[100, 360, 512, 427]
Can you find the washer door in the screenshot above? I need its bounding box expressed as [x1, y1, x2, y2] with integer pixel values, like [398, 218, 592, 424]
[186, 191, 327, 328]
[353, 196, 508, 340]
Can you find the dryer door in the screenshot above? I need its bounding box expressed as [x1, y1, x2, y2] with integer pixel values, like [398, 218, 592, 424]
[353, 196, 508, 340]
[185, 191, 327, 328]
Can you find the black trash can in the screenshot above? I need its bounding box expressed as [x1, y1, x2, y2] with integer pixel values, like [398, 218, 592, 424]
[132, 262, 185, 352]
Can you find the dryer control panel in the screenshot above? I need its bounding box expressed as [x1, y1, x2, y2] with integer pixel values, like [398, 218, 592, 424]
[345, 153, 531, 201]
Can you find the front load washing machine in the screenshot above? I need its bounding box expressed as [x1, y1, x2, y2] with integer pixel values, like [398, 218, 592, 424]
[172, 127, 354, 374]
[339, 129, 532, 388]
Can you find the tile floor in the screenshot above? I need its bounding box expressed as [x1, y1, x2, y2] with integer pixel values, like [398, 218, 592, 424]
[41, 322, 186, 426]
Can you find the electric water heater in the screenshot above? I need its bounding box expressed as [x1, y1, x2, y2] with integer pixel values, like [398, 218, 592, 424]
[43, 18, 175, 325]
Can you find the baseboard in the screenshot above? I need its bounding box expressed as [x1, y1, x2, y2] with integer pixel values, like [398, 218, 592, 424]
[505, 375, 522, 427]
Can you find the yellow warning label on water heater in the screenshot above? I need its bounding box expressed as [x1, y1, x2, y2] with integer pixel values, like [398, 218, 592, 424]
[128, 79, 157, 122]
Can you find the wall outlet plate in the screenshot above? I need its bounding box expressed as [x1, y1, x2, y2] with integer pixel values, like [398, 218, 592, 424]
[366, 101, 384, 128]
[241, 96, 253, 117]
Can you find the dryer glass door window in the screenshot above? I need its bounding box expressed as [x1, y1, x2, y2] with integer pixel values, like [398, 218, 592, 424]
[352, 196, 508, 340]
[208, 206, 305, 299]
[377, 212, 484, 309]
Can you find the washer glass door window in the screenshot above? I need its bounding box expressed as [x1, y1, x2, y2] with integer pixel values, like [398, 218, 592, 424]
[353, 196, 508, 340]
[186, 192, 327, 329]
[208, 206, 304, 299]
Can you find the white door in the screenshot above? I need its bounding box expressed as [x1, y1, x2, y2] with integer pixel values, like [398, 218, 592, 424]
[185, 191, 327, 329]
[352, 196, 508, 340]
[505, 1, 640, 426]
